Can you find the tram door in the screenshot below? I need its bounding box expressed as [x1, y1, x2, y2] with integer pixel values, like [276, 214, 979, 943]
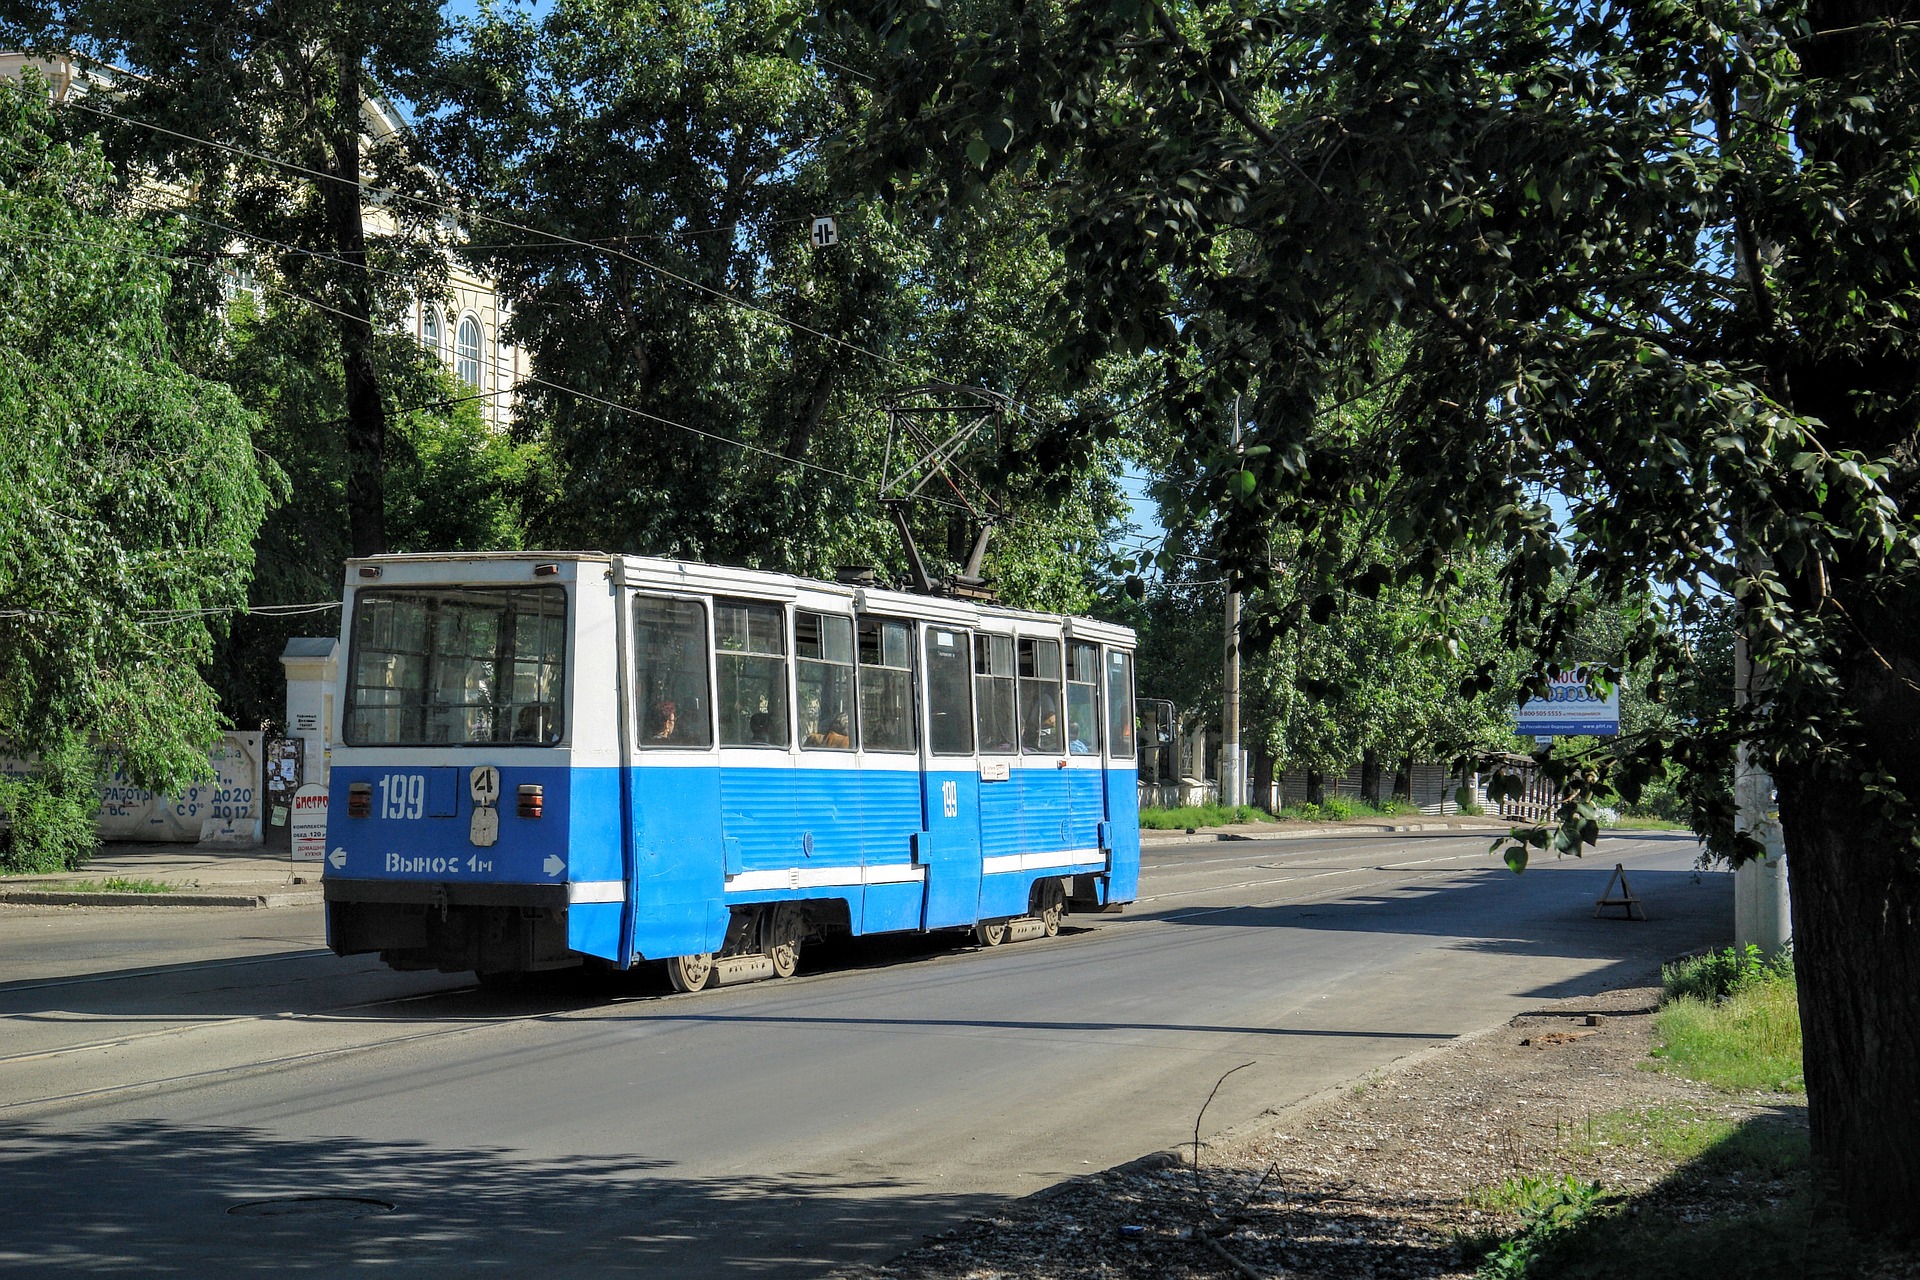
[919, 624, 982, 928]
[1062, 641, 1107, 861]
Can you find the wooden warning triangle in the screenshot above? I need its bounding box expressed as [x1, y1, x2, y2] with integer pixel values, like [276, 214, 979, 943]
[1595, 863, 1645, 920]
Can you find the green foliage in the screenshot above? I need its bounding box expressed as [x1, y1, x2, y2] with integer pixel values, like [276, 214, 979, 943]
[1653, 966, 1805, 1094]
[835, 0, 1920, 1218]
[1137, 803, 1270, 830]
[0, 77, 269, 867]
[0, 732, 100, 874]
[8, 0, 453, 558]
[1473, 1175, 1616, 1279]
[1663, 944, 1796, 1003]
[411, 0, 1137, 606]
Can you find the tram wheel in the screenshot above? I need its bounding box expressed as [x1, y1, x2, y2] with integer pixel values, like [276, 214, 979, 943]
[1036, 883, 1065, 938]
[767, 936, 800, 979]
[974, 918, 1008, 947]
[666, 952, 715, 993]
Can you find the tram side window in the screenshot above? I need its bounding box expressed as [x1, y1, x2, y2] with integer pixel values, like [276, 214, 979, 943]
[1107, 649, 1138, 759]
[634, 596, 712, 748]
[345, 587, 566, 746]
[1066, 641, 1102, 755]
[1018, 636, 1065, 754]
[925, 627, 974, 755]
[974, 634, 1016, 753]
[858, 617, 917, 752]
[715, 599, 790, 748]
[797, 611, 855, 750]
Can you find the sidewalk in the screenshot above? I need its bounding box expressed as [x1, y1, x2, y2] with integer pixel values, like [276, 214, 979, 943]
[0, 841, 321, 908]
[1140, 814, 1513, 847]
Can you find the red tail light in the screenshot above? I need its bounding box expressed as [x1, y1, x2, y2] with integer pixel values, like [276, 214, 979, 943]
[517, 784, 544, 819]
[347, 782, 372, 818]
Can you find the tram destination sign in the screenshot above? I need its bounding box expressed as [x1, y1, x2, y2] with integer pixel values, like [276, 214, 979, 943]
[1514, 668, 1620, 738]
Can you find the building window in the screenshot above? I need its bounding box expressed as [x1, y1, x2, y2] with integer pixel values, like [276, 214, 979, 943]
[456, 316, 483, 389]
[421, 308, 440, 356]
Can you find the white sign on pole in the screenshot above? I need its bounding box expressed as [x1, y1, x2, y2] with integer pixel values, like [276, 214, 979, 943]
[1514, 667, 1621, 737]
[290, 784, 330, 862]
[810, 216, 838, 249]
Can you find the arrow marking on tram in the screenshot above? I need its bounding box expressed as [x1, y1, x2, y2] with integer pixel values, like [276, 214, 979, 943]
[542, 855, 566, 877]
[328, 848, 347, 870]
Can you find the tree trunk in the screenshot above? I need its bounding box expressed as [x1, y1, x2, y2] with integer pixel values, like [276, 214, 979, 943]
[1305, 768, 1324, 806]
[1251, 750, 1274, 812]
[323, 39, 387, 559]
[1392, 753, 1412, 804]
[1777, 769, 1920, 1240]
[1360, 748, 1381, 807]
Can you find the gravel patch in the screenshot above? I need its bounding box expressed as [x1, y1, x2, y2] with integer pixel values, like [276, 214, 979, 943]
[838, 985, 1916, 1280]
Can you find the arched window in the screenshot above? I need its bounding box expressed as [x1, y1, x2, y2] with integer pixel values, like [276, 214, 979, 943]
[420, 308, 440, 356]
[455, 316, 483, 389]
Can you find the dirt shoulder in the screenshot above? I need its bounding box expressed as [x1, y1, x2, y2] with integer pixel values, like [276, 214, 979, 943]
[839, 985, 1912, 1280]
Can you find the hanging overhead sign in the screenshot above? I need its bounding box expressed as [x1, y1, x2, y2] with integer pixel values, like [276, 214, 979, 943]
[810, 216, 838, 249]
[1514, 668, 1620, 737]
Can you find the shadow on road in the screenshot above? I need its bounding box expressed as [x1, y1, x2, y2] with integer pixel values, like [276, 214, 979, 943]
[0, 1117, 979, 1277]
[1132, 864, 1733, 1000]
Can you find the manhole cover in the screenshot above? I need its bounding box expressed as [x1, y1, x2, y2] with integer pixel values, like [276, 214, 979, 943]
[227, 1196, 395, 1220]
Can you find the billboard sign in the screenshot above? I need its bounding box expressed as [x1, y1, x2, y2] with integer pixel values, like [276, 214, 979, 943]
[290, 784, 330, 862]
[1515, 669, 1620, 737]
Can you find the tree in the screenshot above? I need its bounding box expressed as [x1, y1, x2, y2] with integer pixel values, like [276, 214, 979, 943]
[209, 292, 539, 725]
[410, 0, 1140, 607]
[6, 0, 450, 558]
[831, 0, 1920, 1232]
[0, 75, 270, 869]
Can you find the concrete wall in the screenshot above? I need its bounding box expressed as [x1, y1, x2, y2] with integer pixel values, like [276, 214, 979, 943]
[0, 733, 263, 845]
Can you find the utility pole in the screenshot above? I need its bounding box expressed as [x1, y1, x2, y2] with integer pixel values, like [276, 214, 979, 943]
[1221, 396, 1244, 810]
[1733, 633, 1791, 953]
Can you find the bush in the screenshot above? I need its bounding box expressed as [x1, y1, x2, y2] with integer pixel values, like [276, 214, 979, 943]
[0, 733, 101, 874]
[1662, 944, 1794, 1002]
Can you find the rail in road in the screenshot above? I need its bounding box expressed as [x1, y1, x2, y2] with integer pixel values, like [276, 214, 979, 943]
[0, 831, 1725, 1277]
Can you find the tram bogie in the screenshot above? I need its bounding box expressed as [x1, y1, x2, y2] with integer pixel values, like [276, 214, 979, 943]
[319, 552, 1141, 986]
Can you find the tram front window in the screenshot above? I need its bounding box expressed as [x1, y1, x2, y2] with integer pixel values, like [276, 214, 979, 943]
[345, 586, 567, 746]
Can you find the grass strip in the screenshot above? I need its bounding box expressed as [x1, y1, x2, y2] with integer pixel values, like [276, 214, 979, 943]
[1138, 803, 1273, 830]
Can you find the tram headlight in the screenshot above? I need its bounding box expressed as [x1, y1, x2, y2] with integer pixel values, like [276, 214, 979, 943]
[517, 784, 544, 819]
[347, 782, 372, 818]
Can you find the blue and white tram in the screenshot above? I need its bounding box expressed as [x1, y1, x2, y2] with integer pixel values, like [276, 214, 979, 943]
[321, 552, 1141, 989]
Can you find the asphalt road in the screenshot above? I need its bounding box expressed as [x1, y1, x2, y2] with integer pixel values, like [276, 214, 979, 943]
[0, 831, 1726, 1276]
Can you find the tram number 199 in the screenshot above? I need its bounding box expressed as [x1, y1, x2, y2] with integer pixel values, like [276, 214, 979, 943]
[941, 780, 959, 819]
[378, 773, 426, 820]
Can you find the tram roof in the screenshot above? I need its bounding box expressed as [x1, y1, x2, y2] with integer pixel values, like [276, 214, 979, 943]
[343, 551, 1136, 648]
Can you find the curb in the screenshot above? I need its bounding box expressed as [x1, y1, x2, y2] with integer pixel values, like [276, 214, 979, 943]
[0, 889, 321, 909]
[1142, 822, 1508, 847]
